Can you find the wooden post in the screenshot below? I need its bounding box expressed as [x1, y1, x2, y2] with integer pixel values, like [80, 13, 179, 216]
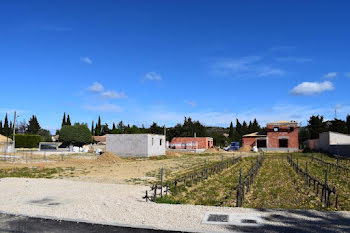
[204, 160, 206, 178]
[236, 168, 242, 207]
[160, 167, 164, 197]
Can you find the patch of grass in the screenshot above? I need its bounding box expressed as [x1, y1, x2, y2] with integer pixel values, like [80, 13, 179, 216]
[0, 167, 62, 179]
[243, 156, 322, 210]
[166, 157, 255, 206]
[296, 153, 350, 210]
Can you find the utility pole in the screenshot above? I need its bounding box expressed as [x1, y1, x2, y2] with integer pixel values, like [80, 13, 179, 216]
[12, 111, 16, 151]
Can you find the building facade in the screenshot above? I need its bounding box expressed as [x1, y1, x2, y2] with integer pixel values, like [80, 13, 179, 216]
[170, 137, 213, 150]
[242, 121, 299, 151]
[106, 134, 165, 157]
[305, 131, 350, 157]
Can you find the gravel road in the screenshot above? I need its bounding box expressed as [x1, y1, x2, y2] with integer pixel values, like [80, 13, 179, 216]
[0, 178, 349, 233]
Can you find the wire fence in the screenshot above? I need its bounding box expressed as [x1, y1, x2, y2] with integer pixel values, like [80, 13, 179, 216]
[235, 154, 265, 207]
[143, 154, 243, 202]
[287, 154, 338, 208]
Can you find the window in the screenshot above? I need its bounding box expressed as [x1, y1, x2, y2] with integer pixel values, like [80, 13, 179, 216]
[279, 139, 288, 148]
[274, 127, 279, 132]
[160, 139, 162, 146]
[289, 127, 294, 132]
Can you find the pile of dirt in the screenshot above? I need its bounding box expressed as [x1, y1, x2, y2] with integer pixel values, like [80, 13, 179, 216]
[205, 147, 224, 153]
[165, 151, 180, 157]
[239, 145, 252, 152]
[97, 152, 123, 163]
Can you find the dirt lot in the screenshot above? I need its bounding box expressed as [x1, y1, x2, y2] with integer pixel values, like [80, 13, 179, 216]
[0, 150, 245, 185]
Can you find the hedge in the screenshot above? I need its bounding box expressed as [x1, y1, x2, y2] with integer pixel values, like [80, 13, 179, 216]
[15, 134, 42, 148]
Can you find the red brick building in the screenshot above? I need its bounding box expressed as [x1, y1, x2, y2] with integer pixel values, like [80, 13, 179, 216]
[242, 121, 299, 151]
[170, 137, 213, 150]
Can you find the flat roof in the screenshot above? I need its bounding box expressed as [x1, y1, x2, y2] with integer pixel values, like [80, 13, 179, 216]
[242, 132, 267, 137]
[267, 120, 298, 125]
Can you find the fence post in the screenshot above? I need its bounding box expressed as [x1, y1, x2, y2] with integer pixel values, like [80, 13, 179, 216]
[160, 167, 164, 198]
[236, 168, 242, 207]
[204, 160, 207, 178]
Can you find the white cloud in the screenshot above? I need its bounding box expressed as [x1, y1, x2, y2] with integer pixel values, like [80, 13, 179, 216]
[101, 91, 127, 99]
[88, 82, 104, 93]
[323, 72, 337, 78]
[275, 57, 312, 63]
[185, 100, 197, 107]
[258, 67, 285, 77]
[81, 57, 92, 64]
[211, 56, 285, 78]
[144, 72, 162, 81]
[290, 81, 334, 96]
[82, 103, 121, 112]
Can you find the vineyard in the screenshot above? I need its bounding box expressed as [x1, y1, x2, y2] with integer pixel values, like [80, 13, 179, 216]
[149, 152, 350, 211]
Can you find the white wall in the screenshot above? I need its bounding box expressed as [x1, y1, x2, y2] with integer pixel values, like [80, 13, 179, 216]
[147, 134, 166, 156]
[329, 132, 350, 145]
[106, 134, 165, 157]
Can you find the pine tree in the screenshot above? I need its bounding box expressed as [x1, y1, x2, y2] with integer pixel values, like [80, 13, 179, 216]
[307, 115, 327, 139]
[62, 112, 66, 127]
[27, 115, 41, 134]
[66, 115, 71, 126]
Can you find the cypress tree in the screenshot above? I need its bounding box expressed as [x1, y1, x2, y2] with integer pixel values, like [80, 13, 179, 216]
[62, 112, 66, 127]
[91, 121, 94, 135]
[4, 113, 9, 136]
[235, 119, 242, 136]
[347, 115, 350, 134]
[228, 121, 234, 141]
[112, 122, 116, 130]
[242, 121, 248, 136]
[95, 116, 102, 136]
[66, 115, 71, 126]
[0, 120, 2, 135]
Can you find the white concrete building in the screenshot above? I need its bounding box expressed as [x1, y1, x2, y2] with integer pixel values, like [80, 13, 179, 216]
[306, 131, 350, 157]
[106, 134, 165, 157]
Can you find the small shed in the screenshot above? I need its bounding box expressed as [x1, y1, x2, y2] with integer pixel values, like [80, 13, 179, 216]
[106, 134, 165, 157]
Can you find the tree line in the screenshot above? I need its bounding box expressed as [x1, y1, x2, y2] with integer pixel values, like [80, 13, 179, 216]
[2, 111, 350, 148]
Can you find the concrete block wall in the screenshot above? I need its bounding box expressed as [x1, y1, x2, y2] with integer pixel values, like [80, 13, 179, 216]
[106, 134, 165, 157]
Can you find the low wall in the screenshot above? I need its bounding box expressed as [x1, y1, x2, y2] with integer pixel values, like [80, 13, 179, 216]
[328, 145, 350, 158]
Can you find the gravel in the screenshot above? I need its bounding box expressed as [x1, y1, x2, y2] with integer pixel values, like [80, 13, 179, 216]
[0, 178, 349, 233]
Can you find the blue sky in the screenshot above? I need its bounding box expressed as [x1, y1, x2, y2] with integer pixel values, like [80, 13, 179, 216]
[1, 1, 350, 132]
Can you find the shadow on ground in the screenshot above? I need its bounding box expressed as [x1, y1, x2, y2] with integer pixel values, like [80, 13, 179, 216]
[0, 213, 182, 233]
[226, 208, 350, 233]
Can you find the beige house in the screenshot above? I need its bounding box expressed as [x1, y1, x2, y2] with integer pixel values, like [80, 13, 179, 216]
[0, 134, 12, 151]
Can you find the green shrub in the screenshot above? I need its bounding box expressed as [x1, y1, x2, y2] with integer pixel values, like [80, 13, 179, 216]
[59, 124, 92, 147]
[15, 134, 42, 148]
